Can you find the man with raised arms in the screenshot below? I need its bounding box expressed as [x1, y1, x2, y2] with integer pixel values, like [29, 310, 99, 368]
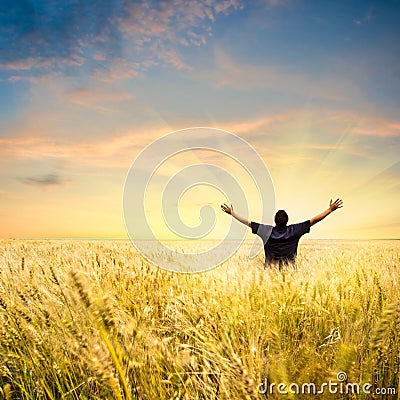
[221, 199, 343, 269]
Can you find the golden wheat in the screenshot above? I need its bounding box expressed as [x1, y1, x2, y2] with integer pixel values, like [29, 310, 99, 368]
[0, 239, 399, 399]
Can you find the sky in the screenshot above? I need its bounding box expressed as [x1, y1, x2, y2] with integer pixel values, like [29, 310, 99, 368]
[0, 0, 399, 240]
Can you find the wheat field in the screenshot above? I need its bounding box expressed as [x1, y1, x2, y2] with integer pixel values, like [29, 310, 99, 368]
[0, 239, 399, 399]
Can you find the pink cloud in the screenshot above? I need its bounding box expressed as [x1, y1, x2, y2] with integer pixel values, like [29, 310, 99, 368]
[117, 0, 243, 72]
[1, 57, 56, 71]
[2, 54, 85, 83]
[155, 47, 192, 70]
[305, 143, 369, 158]
[93, 53, 106, 61]
[352, 121, 400, 138]
[221, 114, 288, 134]
[197, 49, 362, 103]
[0, 129, 162, 169]
[320, 110, 400, 138]
[214, 0, 242, 14]
[216, 108, 400, 165]
[92, 58, 140, 82]
[66, 87, 134, 108]
[1, 1, 246, 83]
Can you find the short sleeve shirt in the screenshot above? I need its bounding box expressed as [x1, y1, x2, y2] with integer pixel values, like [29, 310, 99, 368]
[251, 220, 310, 263]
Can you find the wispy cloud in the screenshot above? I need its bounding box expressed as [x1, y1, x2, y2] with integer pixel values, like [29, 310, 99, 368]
[352, 120, 400, 138]
[66, 87, 134, 109]
[18, 173, 73, 188]
[91, 58, 141, 82]
[0, 128, 160, 168]
[219, 107, 400, 140]
[0, 0, 243, 82]
[222, 114, 288, 134]
[213, 108, 400, 172]
[354, 6, 374, 25]
[202, 49, 362, 102]
[2, 106, 397, 171]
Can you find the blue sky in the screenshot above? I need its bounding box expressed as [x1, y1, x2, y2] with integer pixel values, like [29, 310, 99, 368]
[0, 0, 399, 238]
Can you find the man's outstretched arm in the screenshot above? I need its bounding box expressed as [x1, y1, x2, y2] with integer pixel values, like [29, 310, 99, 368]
[220, 203, 251, 227]
[310, 198, 343, 227]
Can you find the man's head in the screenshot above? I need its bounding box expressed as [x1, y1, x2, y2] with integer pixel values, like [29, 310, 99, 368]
[275, 210, 288, 228]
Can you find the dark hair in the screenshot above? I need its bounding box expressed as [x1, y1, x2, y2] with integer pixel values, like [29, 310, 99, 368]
[275, 210, 288, 227]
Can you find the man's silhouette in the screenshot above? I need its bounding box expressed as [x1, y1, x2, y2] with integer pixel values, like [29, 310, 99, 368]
[221, 199, 343, 269]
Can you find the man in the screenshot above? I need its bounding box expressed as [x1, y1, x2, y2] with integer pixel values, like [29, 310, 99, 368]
[221, 199, 343, 269]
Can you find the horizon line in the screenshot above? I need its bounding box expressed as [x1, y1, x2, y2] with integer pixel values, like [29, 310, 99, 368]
[1, 237, 399, 241]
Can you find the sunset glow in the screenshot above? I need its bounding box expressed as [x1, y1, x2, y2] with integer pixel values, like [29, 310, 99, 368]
[0, 1, 399, 239]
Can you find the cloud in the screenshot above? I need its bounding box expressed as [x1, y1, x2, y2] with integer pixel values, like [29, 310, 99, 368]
[0, 128, 161, 168]
[222, 113, 289, 135]
[354, 6, 374, 25]
[19, 173, 73, 188]
[213, 108, 400, 170]
[351, 121, 400, 138]
[201, 49, 362, 103]
[91, 58, 141, 82]
[0, 0, 243, 82]
[1, 57, 58, 71]
[220, 104, 400, 140]
[66, 87, 134, 108]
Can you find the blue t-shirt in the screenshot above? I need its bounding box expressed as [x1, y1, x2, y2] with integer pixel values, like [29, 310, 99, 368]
[251, 220, 310, 264]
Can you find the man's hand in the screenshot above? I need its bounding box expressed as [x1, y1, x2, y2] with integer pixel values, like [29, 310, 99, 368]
[221, 203, 233, 215]
[310, 197, 343, 226]
[220, 203, 250, 227]
[329, 198, 343, 212]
